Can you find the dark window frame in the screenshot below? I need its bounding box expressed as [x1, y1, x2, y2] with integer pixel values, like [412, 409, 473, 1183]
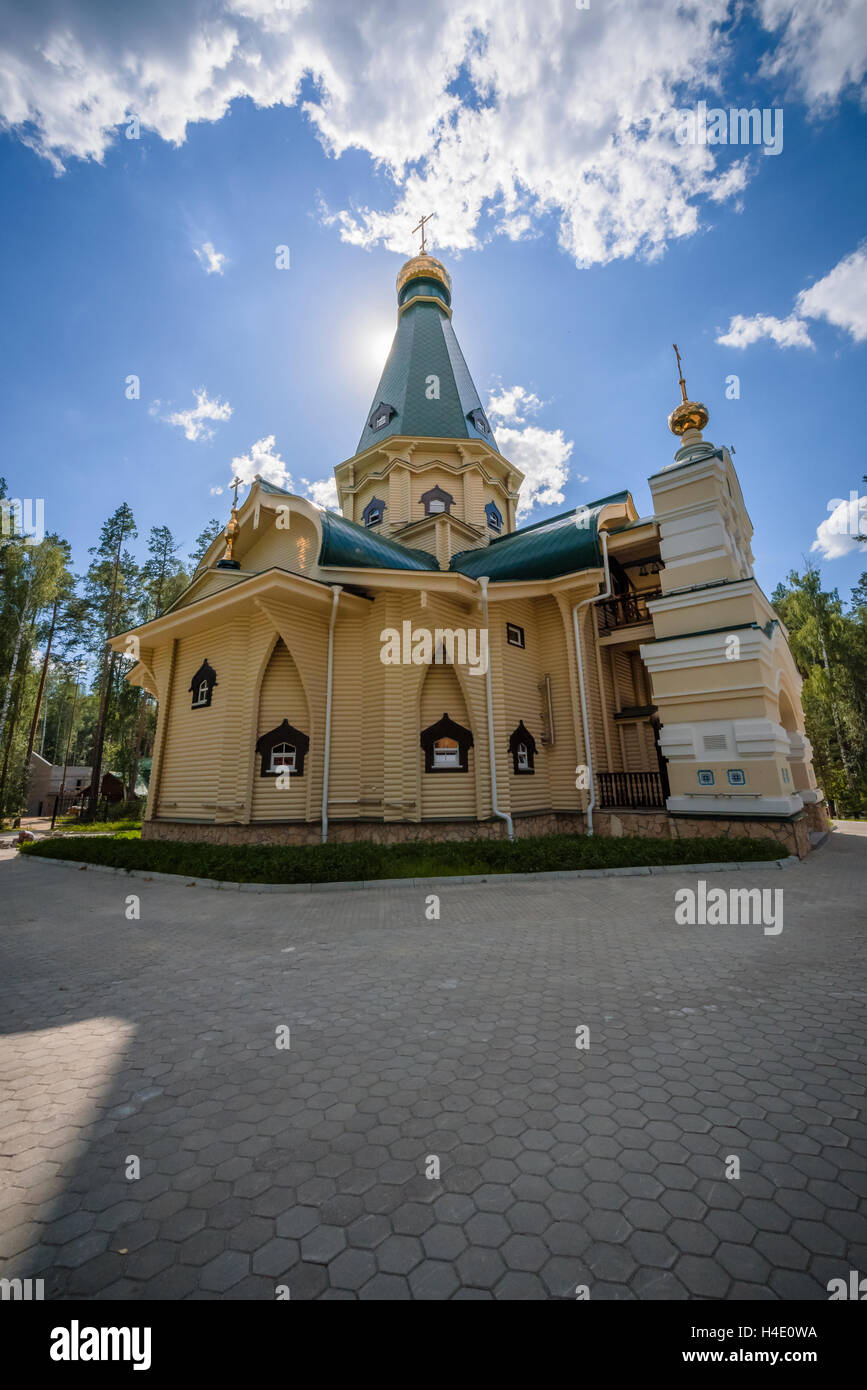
[189, 659, 218, 709]
[485, 500, 503, 532]
[508, 720, 537, 775]
[255, 719, 310, 778]
[419, 484, 455, 518]
[468, 407, 491, 436]
[420, 711, 474, 774]
[506, 622, 525, 649]
[369, 401, 396, 433]
[362, 495, 387, 528]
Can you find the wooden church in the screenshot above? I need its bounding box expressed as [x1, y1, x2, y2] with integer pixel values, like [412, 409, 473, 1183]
[113, 242, 827, 857]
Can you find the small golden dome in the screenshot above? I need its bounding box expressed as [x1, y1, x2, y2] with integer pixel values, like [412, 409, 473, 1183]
[668, 399, 709, 436]
[396, 252, 452, 300]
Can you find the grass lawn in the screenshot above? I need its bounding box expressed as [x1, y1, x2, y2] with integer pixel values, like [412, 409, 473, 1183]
[19, 831, 784, 884]
[54, 819, 142, 836]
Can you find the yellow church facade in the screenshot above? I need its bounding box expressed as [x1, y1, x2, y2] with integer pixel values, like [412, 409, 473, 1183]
[113, 251, 828, 857]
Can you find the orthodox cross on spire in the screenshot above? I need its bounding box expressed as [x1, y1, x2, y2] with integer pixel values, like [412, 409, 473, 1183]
[412, 212, 434, 255]
[673, 343, 688, 403]
[230, 475, 243, 509]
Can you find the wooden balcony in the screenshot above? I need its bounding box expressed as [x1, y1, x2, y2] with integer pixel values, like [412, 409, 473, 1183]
[597, 770, 666, 809]
[596, 589, 660, 635]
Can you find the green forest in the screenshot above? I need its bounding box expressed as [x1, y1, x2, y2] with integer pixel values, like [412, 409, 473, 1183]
[0, 480, 223, 823]
[2, 476, 866, 825]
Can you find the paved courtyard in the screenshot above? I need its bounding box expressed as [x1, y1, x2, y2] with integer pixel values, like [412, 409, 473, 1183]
[0, 826, 865, 1301]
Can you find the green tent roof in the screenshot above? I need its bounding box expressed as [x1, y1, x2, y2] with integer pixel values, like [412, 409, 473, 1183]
[356, 275, 499, 455]
[319, 509, 436, 572]
[449, 492, 631, 582]
[254, 480, 436, 572]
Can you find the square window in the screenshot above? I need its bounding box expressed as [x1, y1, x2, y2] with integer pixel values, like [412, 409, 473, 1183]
[428, 498, 445, 513]
[727, 768, 746, 786]
[270, 743, 297, 773]
[433, 738, 460, 768]
[697, 769, 715, 786]
[506, 623, 525, 649]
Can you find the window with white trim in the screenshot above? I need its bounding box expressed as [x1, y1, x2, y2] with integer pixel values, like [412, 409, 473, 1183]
[269, 743, 296, 773]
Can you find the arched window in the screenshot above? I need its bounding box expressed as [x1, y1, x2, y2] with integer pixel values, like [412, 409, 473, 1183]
[508, 721, 537, 774]
[189, 659, 218, 709]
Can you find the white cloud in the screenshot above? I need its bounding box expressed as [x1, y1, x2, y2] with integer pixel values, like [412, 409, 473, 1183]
[193, 240, 228, 275]
[486, 385, 544, 426]
[231, 434, 292, 489]
[160, 387, 233, 441]
[301, 476, 339, 510]
[758, 0, 867, 113]
[209, 485, 224, 495]
[487, 383, 586, 518]
[717, 244, 867, 350]
[1, 2, 854, 268]
[716, 312, 813, 349]
[796, 245, 867, 343]
[811, 492, 867, 560]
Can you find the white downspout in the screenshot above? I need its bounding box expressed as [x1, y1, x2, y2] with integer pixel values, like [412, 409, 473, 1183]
[572, 531, 611, 837]
[321, 584, 342, 843]
[478, 577, 514, 841]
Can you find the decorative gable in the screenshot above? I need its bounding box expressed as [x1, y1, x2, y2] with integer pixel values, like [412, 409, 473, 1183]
[420, 484, 455, 517]
[255, 719, 310, 777]
[508, 720, 537, 774]
[420, 711, 474, 773]
[485, 500, 503, 532]
[468, 407, 492, 436]
[362, 496, 387, 527]
[369, 401, 396, 433]
[189, 659, 218, 709]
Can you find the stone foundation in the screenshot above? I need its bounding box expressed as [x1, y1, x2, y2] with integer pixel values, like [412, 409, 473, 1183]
[142, 810, 586, 847]
[142, 804, 827, 856]
[594, 808, 820, 858]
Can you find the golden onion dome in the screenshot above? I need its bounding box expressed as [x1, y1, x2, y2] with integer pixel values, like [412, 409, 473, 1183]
[668, 344, 708, 436]
[396, 252, 452, 303]
[668, 399, 710, 436]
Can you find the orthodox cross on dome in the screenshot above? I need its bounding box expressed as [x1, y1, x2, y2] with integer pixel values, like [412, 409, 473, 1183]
[412, 212, 434, 255]
[673, 343, 688, 404]
[230, 475, 243, 509]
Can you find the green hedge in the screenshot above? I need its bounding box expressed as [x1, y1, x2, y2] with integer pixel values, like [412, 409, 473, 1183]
[19, 831, 783, 884]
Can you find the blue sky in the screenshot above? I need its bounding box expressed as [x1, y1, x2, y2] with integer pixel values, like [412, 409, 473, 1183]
[0, 0, 865, 598]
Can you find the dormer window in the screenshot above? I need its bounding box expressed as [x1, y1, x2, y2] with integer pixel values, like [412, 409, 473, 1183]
[189, 659, 218, 709]
[369, 401, 396, 433]
[468, 408, 491, 435]
[362, 496, 387, 528]
[485, 501, 503, 533]
[420, 484, 455, 518]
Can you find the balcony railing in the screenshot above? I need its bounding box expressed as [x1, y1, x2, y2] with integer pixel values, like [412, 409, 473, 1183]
[596, 589, 660, 635]
[597, 770, 665, 809]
